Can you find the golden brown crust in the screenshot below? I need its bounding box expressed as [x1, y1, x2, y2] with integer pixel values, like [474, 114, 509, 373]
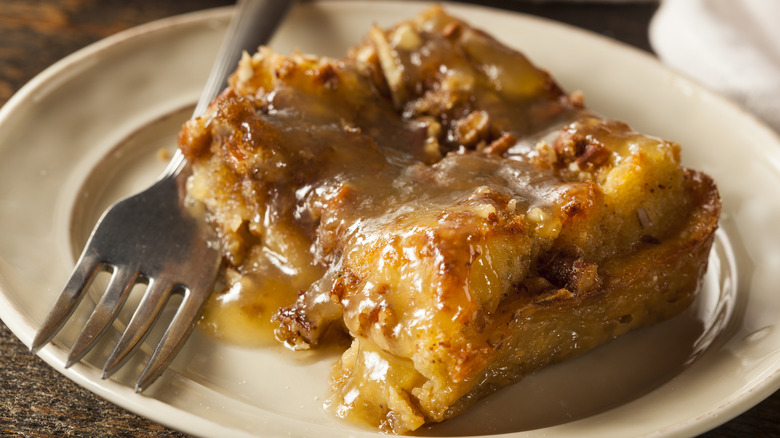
[178, 6, 720, 434]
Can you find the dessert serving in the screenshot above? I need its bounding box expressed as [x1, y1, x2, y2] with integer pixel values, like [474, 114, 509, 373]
[177, 6, 721, 434]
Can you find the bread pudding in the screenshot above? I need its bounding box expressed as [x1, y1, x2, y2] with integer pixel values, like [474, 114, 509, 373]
[177, 6, 720, 434]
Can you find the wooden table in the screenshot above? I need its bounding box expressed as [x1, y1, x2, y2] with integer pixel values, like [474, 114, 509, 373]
[0, 1, 777, 436]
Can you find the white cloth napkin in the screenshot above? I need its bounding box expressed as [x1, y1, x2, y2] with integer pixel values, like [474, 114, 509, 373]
[650, 0, 780, 132]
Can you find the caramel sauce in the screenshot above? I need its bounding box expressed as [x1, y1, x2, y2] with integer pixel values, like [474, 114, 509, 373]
[198, 247, 323, 346]
[191, 20, 585, 346]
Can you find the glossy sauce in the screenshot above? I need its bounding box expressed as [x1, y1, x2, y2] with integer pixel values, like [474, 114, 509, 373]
[190, 8, 590, 347]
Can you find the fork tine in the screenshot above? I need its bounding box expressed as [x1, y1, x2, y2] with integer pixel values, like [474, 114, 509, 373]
[102, 277, 174, 379]
[65, 267, 138, 368]
[31, 255, 102, 352]
[134, 285, 210, 392]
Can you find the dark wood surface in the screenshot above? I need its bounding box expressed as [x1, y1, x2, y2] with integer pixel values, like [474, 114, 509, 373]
[0, 1, 777, 436]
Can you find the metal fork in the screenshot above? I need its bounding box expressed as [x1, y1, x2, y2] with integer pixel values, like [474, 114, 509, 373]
[30, 0, 294, 393]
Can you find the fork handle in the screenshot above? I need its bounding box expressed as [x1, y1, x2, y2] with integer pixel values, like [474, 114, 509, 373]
[193, 0, 295, 117]
[164, 0, 295, 177]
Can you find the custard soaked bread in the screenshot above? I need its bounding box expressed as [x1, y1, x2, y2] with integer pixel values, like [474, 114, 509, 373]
[178, 7, 720, 433]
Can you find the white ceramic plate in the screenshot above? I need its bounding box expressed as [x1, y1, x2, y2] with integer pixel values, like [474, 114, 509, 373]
[1, 2, 779, 437]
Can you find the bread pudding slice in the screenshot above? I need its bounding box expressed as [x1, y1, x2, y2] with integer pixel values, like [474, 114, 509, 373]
[178, 6, 720, 434]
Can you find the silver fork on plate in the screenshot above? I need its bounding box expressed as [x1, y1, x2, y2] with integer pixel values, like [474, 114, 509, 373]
[30, 0, 294, 393]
